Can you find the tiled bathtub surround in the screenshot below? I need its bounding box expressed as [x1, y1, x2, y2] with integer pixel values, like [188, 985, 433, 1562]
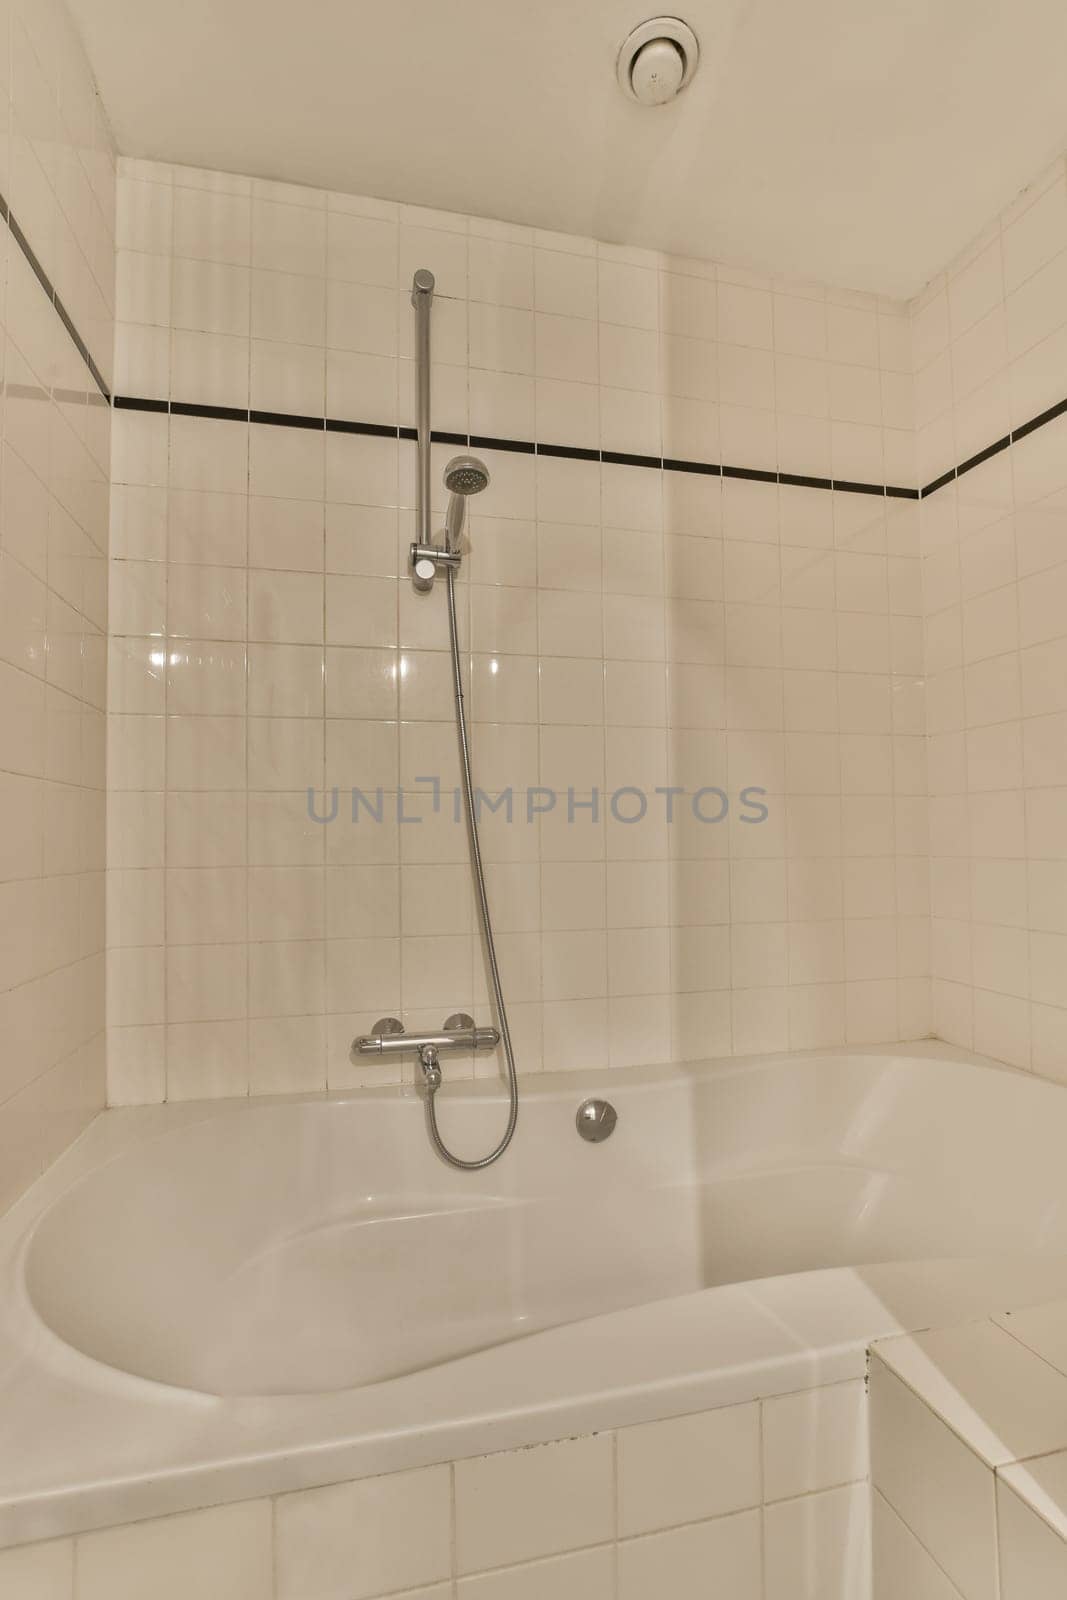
[0, 1384, 870, 1599]
[0, 0, 115, 1210]
[916, 152, 1067, 1080]
[107, 156, 929, 1102]
[870, 1310, 1067, 1598]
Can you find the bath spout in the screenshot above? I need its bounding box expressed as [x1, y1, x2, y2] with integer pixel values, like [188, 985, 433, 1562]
[418, 1043, 442, 1091]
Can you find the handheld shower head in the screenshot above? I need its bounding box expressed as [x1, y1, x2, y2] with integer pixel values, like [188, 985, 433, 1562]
[444, 454, 490, 495]
[443, 455, 490, 549]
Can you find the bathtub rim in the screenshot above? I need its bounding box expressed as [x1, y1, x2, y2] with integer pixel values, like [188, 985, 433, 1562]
[2, 1039, 1067, 1550]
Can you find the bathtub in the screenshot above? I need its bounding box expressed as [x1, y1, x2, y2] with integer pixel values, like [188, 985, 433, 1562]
[3, 1042, 1067, 1549]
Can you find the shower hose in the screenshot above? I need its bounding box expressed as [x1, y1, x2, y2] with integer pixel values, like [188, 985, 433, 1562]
[423, 563, 519, 1169]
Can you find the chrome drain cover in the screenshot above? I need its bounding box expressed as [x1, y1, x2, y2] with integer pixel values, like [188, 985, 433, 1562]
[576, 1098, 618, 1143]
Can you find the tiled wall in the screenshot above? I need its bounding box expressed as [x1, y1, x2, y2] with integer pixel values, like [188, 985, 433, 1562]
[871, 1342, 1067, 1599]
[0, 0, 115, 1211]
[915, 154, 1067, 1081]
[107, 157, 929, 1103]
[0, 1382, 870, 1599]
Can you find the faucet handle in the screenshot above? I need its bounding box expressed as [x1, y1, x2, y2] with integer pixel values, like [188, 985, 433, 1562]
[351, 1017, 405, 1058]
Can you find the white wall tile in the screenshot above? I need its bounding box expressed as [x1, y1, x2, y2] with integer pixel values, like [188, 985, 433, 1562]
[916, 159, 1067, 1072]
[871, 1490, 964, 1600]
[0, 0, 113, 1194]
[454, 1434, 614, 1573]
[997, 1479, 1067, 1600]
[0, 1539, 73, 1599]
[363, 1590, 450, 1600]
[275, 1465, 451, 1600]
[617, 1402, 761, 1536]
[76, 1501, 272, 1600]
[764, 1483, 871, 1600]
[763, 1380, 868, 1501]
[457, 1546, 613, 1600]
[869, 1358, 997, 1600]
[618, 1510, 761, 1600]
[104, 152, 933, 1105]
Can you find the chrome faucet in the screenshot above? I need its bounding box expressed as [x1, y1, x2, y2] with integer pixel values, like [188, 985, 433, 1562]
[352, 1014, 499, 1091]
[417, 1043, 442, 1090]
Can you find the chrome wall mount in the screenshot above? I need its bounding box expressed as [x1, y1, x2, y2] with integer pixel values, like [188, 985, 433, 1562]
[410, 451, 490, 593]
[576, 1099, 618, 1143]
[356, 279, 520, 1170]
[409, 269, 491, 596]
[410, 540, 460, 593]
[410, 267, 435, 548]
[353, 1013, 501, 1091]
[354, 1014, 500, 1055]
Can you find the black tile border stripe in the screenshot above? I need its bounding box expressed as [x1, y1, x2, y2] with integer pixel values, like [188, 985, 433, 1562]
[251, 407, 325, 431]
[956, 435, 1011, 477]
[662, 457, 721, 477]
[0, 185, 110, 402]
[113, 386, 1067, 505]
[113, 395, 921, 500]
[602, 448, 663, 470]
[920, 395, 1067, 496]
[722, 464, 778, 484]
[832, 478, 886, 497]
[171, 400, 247, 423]
[6, 157, 1063, 502]
[1011, 394, 1067, 442]
[115, 394, 167, 414]
[538, 441, 601, 462]
[920, 466, 957, 497]
[779, 471, 834, 492]
[469, 433, 534, 455]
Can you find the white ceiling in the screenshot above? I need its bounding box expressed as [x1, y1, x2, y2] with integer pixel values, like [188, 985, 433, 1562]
[70, 0, 1067, 299]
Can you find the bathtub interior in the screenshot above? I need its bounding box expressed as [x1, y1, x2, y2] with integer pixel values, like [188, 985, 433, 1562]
[20, 1050, 1067, 1397]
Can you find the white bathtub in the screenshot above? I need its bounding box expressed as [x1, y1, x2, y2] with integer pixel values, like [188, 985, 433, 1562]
[3, 1042, 1067, 1547]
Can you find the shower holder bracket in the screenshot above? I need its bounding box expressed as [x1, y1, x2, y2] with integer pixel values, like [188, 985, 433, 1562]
[410, 541, 461, 568]
[410, 539, 462, 593]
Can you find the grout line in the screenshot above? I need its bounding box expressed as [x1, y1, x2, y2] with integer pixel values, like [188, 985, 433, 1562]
[112, 394, 919, 500]
[448, 1459, 458, 1592]
[870, 1487, 968, 1598]
[992, 1469, 1005, 1600]
[0, 185, 111, 401]
[870, 1350, 996, 1464]
[113, 386, 1067, 501]
[242, 301, 253, 1102]
[160, 313, 174, 1104]
[757, 1394, 767, 1594]
[269, 1495, 278, 1600]
[919, 393, 1067, 495]
[15, 166, 1067, 507]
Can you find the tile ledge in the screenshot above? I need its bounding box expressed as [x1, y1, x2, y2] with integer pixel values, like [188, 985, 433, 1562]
[999, 1454, 1067, 1545]
[871, 1299, 1067, 1483]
